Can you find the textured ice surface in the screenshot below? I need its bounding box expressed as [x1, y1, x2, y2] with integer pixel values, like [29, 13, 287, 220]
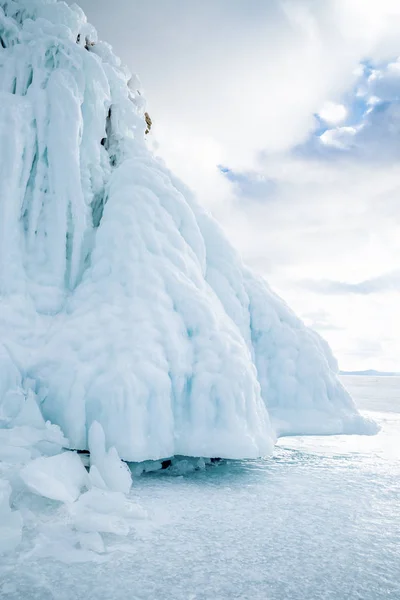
[0, 377, 398, 600]
[0, 0, 374, 468]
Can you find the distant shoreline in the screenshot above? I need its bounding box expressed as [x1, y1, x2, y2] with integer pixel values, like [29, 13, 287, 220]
[340, 369, 400, 377]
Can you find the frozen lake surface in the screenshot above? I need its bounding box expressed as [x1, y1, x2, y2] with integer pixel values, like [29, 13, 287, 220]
[1, 375, 399, 599]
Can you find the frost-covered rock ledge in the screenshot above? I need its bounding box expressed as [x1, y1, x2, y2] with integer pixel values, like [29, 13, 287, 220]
[0, 0, 377, 560]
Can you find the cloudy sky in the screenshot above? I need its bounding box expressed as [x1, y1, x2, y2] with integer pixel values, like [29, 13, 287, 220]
[76, 0, 400, 371]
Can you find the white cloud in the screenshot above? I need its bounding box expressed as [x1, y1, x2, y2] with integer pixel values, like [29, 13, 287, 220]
[320, 125, 358, 148]
[318, 102, 348, 124]
[300, 270, 400, 294]
[76, 0, 398, 170]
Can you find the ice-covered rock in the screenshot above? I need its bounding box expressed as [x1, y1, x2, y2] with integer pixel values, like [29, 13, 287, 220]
[0, 0, 376, 469]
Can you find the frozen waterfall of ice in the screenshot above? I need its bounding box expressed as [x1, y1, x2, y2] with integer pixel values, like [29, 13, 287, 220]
[0, 0, 375, 469]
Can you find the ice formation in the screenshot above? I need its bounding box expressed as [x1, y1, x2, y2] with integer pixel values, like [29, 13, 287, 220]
[0, 0, 375, 478]
[0, 0, 380, 561]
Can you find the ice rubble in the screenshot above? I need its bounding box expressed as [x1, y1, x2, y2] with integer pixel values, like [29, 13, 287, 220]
[0, 395, 142, 560]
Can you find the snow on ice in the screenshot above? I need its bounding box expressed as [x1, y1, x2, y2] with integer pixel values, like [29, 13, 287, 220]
[0, 0, 377, 560]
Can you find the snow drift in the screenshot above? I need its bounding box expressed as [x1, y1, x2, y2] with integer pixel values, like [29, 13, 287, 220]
[0, 0, 375, 471]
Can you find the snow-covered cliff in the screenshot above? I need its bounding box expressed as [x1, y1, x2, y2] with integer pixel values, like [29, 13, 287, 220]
[0, 0, 375, 465]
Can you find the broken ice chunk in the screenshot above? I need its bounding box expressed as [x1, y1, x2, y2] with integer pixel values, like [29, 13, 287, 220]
[0, 481, 22, 554]
[20, 451, 90, 503]
[88, 421, 132, 494]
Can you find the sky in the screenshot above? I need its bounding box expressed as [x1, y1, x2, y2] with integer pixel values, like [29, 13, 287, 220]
[75, 0, 400, 371]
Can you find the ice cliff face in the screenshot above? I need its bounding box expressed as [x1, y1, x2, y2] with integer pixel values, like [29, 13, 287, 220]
[0, 0, 375, 462]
